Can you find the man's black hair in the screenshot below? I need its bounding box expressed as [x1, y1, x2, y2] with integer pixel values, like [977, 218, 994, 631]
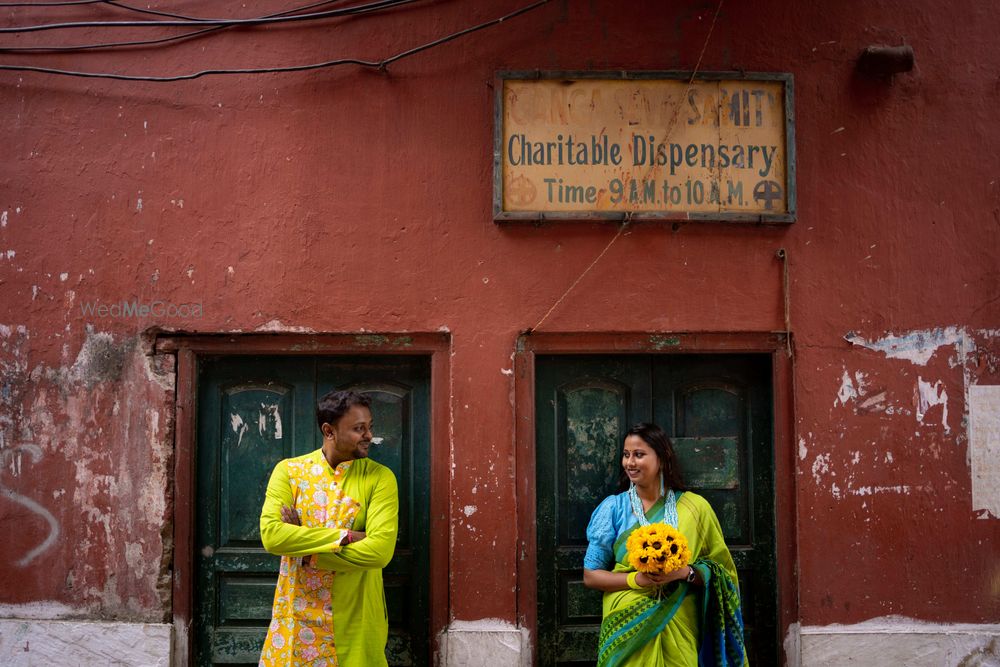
[316, 390, 372, 430]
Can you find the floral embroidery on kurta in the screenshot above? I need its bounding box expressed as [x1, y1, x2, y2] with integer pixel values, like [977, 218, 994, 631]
[259, 459, 360, 667]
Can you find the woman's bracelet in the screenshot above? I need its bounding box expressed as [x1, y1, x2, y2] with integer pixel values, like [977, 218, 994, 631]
[626, 571, 643, 590]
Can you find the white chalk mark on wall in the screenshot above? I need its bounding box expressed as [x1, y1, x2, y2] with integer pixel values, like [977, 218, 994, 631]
[916, 377, 949, 433]
[230, 413, 248, 448]
[844, 327, 963, 365]
[0, 444, 61, 566]
[969, 385, 1000, 518]
[259, 403, 282, 440]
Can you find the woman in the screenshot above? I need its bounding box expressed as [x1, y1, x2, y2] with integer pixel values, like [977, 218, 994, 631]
[583, 423, 746, 667]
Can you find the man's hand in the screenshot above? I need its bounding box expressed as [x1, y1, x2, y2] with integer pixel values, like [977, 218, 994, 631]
[279, 505, 313, 566]
[280, 505, 300, 526]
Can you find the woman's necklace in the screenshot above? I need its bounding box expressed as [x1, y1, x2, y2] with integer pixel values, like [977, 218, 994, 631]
[629, 484, 678, 528]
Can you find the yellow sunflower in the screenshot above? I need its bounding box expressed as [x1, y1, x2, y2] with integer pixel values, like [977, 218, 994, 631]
[625, 523, 691, 574]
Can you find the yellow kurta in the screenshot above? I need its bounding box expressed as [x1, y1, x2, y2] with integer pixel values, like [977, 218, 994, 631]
[259, 449, 398, 667]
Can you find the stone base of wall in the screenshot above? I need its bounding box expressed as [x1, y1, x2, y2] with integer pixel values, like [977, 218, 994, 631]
[4, 615, 997, 666]
[0, 619, 172, 666]
[438, 619, 529, 667]
[798, 619, 1000, 666]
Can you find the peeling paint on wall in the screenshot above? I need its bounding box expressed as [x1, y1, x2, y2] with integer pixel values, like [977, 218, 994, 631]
[834, 370, 860, 407]
[844, 327, 965, 366]
[0, 326, 175, 621]
[915, 377, 949, 433]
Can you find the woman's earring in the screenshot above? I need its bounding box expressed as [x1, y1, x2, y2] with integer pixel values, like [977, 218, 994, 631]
[660, 470, 665, 497]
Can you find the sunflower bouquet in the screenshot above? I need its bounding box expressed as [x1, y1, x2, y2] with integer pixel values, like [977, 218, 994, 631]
[626, 522, 691, 574]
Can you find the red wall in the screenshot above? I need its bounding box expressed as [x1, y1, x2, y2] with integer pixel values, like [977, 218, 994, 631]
[1, 0, 997, 633]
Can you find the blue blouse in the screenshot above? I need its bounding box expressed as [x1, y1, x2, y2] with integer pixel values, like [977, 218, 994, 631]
[583, 492, 635, 571]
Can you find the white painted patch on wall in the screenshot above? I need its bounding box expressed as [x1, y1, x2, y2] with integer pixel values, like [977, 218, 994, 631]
[798, 436, 807, 461]
[916, 377, 950, 433]
[59, 273, 67, 282]
[844, 327, 963, 365]
[800, 617, 1000, 667]
[439, 618, 530, 667]
[0, 619, 172, 666]
[783, 621, 801, 667]
[1, 211, 6, 228]
[463, 505, 477, 517]
[969, 385, 1000, 519]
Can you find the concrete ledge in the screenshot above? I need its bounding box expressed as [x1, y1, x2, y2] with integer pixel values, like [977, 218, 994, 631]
[0, 619, 172, 666]
[800, 619, 1000, 666]
[439, 619, 529, 667]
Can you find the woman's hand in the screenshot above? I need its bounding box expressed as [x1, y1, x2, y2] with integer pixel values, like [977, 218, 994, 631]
[636, 571, 671, 587]
[638, 565, 697, 587]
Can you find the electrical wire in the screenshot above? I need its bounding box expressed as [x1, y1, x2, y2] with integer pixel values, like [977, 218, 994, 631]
[0, 1, 105, 6]
[102, 1, 237, 22]
[523, 0, 725, 334]
[100, 0, 336, 22]
[0, 0, 550, 81]
[0, 0, 393, 52]
[0, 0, 416, 32]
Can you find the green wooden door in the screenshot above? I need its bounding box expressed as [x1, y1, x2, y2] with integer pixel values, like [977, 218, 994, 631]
[195, 355, 431, 666]
[535, 354, 776, 666]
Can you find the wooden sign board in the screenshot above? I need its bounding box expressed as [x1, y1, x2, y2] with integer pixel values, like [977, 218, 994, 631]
[494, 72, 795, 223]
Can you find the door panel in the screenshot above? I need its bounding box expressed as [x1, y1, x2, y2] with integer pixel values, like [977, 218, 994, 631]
[536, 357, 649, 665]
[318, 358, 431, 667]
[197, 358, 314, 665]
[195, 355, 430, 667]
[536, 354, 776, 666]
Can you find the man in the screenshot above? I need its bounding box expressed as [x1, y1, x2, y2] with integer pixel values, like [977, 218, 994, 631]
[259, 389, 399, 667]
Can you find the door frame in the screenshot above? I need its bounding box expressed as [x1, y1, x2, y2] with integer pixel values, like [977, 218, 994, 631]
[513, 331, 797, 665]
[157, 333, 451, 667]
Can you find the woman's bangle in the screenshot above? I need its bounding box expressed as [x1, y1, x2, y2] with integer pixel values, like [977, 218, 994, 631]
[626, 571, 643, 590]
